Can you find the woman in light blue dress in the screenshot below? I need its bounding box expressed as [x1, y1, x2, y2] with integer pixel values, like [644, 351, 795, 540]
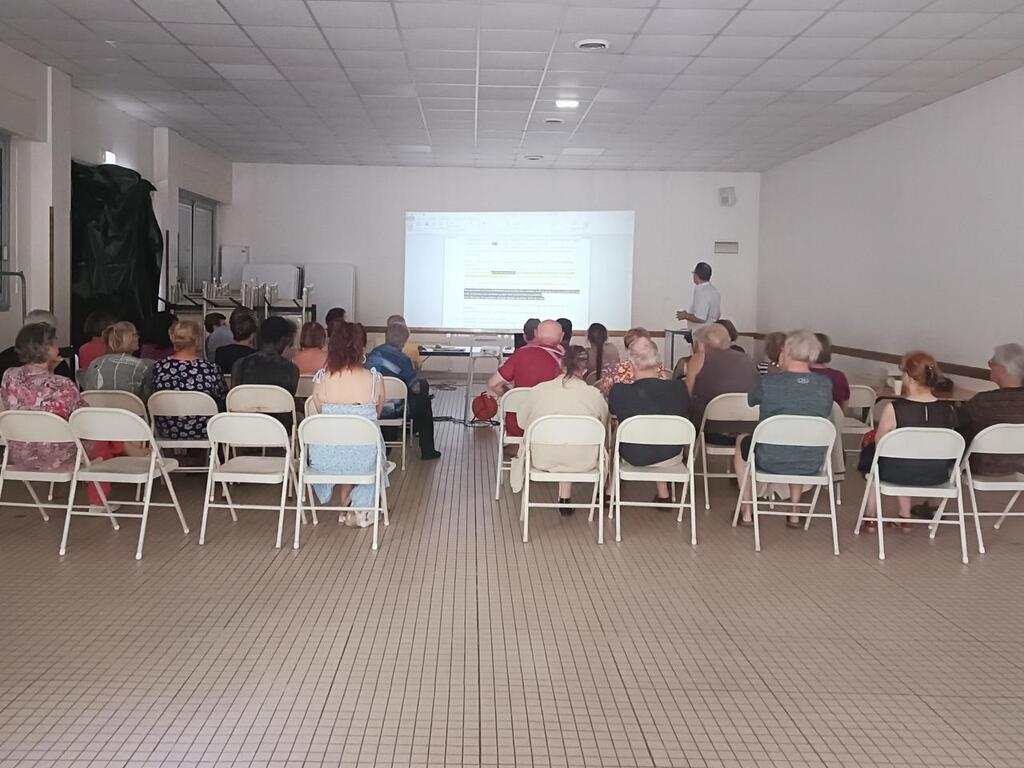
[308, 321, 387, 527]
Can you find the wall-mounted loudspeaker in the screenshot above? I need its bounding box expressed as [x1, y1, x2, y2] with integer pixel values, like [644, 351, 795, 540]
[718, 186, 736, 207]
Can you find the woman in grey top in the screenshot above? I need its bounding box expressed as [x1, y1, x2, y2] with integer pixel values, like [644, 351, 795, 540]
[733, 330, 833, 527]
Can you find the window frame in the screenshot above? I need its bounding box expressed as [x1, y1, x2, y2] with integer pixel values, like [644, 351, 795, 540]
[0, 132, 10, 311]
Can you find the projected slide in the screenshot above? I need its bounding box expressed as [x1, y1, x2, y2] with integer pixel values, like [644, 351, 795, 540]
[404, 211, 634, 331]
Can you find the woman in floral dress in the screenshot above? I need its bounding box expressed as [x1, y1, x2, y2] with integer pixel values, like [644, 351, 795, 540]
[151, 320, 227, 440]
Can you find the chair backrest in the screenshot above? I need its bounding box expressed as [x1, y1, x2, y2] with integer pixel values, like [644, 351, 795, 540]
[81, 389, 147, 418]
[299, 414, 381, 448]
[847, 385, 876, 411]
[498, 387, 531, 423]
[966, 423, 1024, 456]
[615, 414, 696, 449]
[304, 396, 319, 418]
[584, 371, 599, 386]
[206, 412, 291, 449]
[295, 376, 315, 398]
[227, 384, 295, 414]
[701, 392, 759, 427]
[829, 402, 846, 475]
[525, 415, 606, 447]
[0, 410, 76, 444]
[148, 390, 219, 419]
[70, 407, 154, 444]
[750, 414, 837, 451]
[875, 427, 965, 462]
[381, 376, 407, 401]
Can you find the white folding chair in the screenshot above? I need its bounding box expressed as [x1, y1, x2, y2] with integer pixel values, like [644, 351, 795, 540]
[148, 390, 220, 473]
[732, 415, 839, 555]
[63, 408, 188, 560]
[961, 423, 1024, 555]
[200, 413, 297, 549]
[829, 402, 847, 505]
[854, 427, 967, 563]
[494, 387, 531, 500]
[697, 393, 759, 510]
[840, 385, 876, 455]
[0, 411, 117, 526]
[520, 415, 606, 544]
[379, 376, 409, 471]
[227, 384, 298, 450]
[81, 390, 147, 419]
[611, 415, 697, 545]
[295, 376, 315, 399]
[295, 414, 392, 552]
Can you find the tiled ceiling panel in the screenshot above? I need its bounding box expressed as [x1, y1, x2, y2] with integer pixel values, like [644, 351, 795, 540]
[1, 0, 1023, 170]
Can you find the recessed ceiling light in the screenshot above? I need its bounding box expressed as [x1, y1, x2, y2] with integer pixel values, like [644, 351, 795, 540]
[555, 99, 579, 109]
[524, 155, 544, 161]
[544, 117, 565, 125]
[575, 38, 610, 52]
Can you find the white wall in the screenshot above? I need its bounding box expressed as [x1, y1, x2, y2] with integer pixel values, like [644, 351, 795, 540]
[219, 165, 760, 332]
[758, 66, 1024, 370]
[71, 90, 153, 177]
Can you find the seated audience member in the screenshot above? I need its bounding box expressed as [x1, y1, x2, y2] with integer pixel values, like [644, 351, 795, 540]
[292, 321, 328, 375]
[861, 351, 958, 530]
[214, 308, 257, 374]
[609, 337, 689, 503]
[78, 311, 116, 370]
[1, 323, 123, 512]
[366, 315, 441, 460]
[586, 322, 620, 379]
[757, 331, 787, 375]
[556, 317, 573, 349]
[512, 345, 609, 515]
[324, 307, 346, 330]
[811, 333, 850, 406]
[205, 312, 232, 361]
[959, 343, 1024, 476]
[715, 319, 745, 354]
[488, 319, 565, 437]
[152, 320, 227, 441]
[515, 318, 541, 349]
[597, 327, 666, 396]
[309, 321, 387, 528]
[0, 310, 74, 382]
[80, 321, 152, 400]
[139, 311, 177, 361]
[687, 324, 759, 437]
[734, 330, 833, 527]
[232, 316, 300, 433]
[381, 313, 424, 372]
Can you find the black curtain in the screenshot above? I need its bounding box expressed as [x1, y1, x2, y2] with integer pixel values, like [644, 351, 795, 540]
[70, 161, 162, 347]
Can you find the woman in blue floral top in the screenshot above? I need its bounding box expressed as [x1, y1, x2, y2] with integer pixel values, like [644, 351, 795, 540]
[151, 320, 226, 440]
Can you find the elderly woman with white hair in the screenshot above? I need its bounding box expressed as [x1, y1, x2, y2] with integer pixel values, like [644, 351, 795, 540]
[959, 342, 1024, 477]
[733, 330, 833, 527]
[365, 315, 441, 460]
[608, 336, 690, 504]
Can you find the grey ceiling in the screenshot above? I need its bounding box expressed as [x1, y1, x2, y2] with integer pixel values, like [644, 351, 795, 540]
[2, 0, 1023, 171]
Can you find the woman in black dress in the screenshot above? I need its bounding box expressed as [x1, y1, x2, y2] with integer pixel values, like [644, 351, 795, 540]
[863, 350, 957, 530]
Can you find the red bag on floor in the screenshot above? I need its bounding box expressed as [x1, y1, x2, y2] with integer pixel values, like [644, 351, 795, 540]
[472, 392, 498, 421]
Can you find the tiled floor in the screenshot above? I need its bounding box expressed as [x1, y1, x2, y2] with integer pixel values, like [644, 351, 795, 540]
[1, 382, 1023, 768]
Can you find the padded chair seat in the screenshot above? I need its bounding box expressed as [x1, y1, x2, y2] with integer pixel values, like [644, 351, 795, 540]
[212, 456, 289, 483]
[963, 472, 1024, 490]
[77, 456, 178, 483]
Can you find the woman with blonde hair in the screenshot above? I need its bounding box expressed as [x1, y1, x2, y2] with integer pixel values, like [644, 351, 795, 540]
[151, 320, 227, 440]
[80, 321, 153, 399]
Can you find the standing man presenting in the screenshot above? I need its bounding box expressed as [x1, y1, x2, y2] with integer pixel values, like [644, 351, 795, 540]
[676, 261, 721, 343]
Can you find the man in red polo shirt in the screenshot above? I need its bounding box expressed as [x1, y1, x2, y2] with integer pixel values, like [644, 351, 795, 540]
[488, 319, 564, 436]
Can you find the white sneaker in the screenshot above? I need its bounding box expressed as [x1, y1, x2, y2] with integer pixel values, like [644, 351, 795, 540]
[89, 503, 121, 514]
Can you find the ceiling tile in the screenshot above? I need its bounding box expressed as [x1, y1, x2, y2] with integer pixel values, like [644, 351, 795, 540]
[562, 7, 650, 33]
[701, 36, 790, 57]
[211, 63, 283, 80]
[885, 12, 995, 37]
[754, 57, 835, 77]
[135, 0, 232, 24]
[144, 60, 219, 78]
[8, 18, 98, 40]
[190, 45, 268, 65]
[834, 0, 929, 9]
[775, 36, 869, 57]
[927, 0, 1021, 10]
[824, 58, 905, 76]
[396, 3, 478, 28]
[0, 0, 68, 20]
[310, 1, 395, 28]
[480, 28, 556, 52]
[277, 65, 346, 81]
[86, 20, 176, 44]
[685, 57, 764, 75]
[746, 0, 837, 8]
[220, 0, 315, 27]
[480, 3, 563, 30]
[799, 75, 877, 90]
[245, 26, 326, 48]
[967, 13, 1024, 38]
[803, 12, 909, 36]
[53, 0, 147, 21]
[627, 34, 712, 55]
[403, 28, 478, 50]
[848, 37, 946, 58]
[642, 9, 736, 35]
[163, 23, 251, 46]
[723, 10, 823, 37]
[926, 37, 1022, 58]
[117, 42, 200, 63]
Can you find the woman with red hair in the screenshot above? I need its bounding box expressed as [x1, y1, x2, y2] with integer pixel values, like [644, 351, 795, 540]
[308, 321, 386, 527]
